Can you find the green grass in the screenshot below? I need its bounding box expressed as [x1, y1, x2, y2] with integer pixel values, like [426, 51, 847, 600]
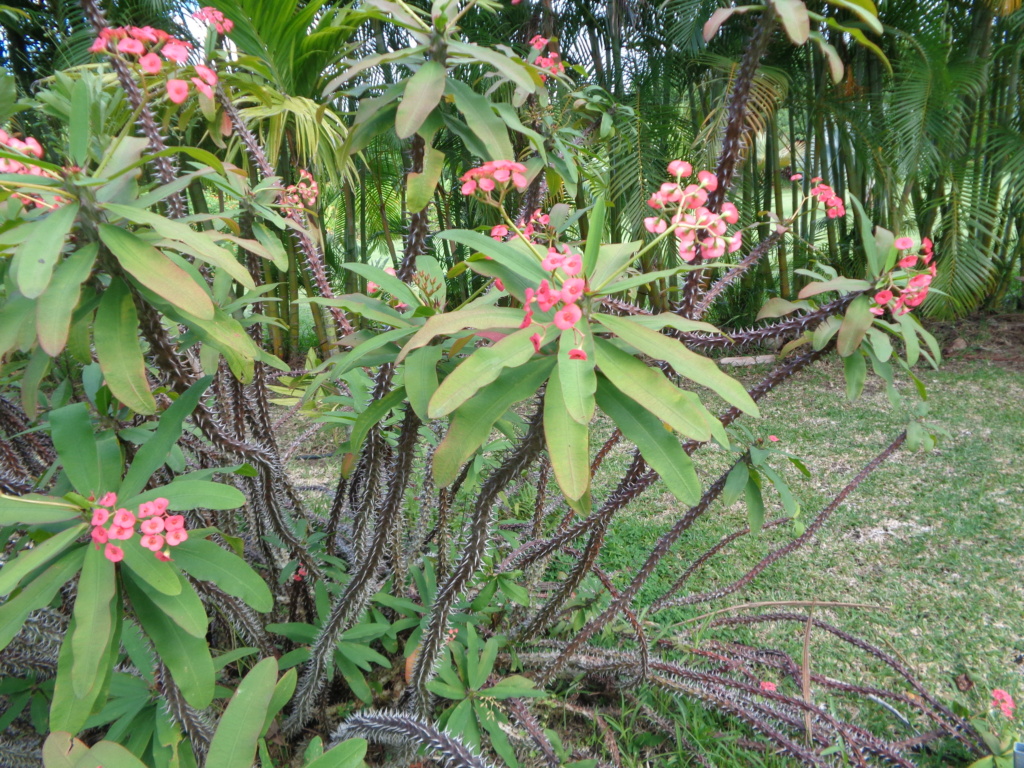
[563, 321, 1024, 766]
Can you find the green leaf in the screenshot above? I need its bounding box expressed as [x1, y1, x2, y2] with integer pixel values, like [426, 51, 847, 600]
[432, 357, 555, 487]
[262, 668, 296, 737]
[98, 224, 214, 321]
[341, 386, 407, 456]
[824, 0, 882, 34]
[340, 262, 419, 307]
[126, 479, 245, 512]
[426, 679, 468, 700]
[305, 294, 411, 328]
[481, 674, 544, 699]
[594, 339, 713, 442]
[745, 473, 765, 532]
[756, 297, 808, 321]
[625, 313, 727, 337]
[0, 523, 86, 596]
[428, 327, 540, 418]
[446, 79, 514, 160]
[126, 578, 214, 708]
[42, 732, 90, 767]
[304, 739, 368, 768]
[797, 277, 872, 299]
[475, 700, 518, 767]
[812, 316, 842, 350]
[0, 492, 81, 526]
[595, 376, 701, 506]
[558, 327, 596, 424]
[36, 242, 97, 356]
[587, 241, 644, 292]
[77, 740, 151, 768]
[49, 403, 106, 497]
[398, 306, 526, 361]
[404, 345, 443, 422]
[722, 462, 749, 508]
[71, 548, 116, 698]
[408, 144, 445, 213]
[836, 295, 873, 357]
[119, 377, 212, 498]
[120, 537, 181, 597]
[0, 547, 85, 652]
[251, 222, 289, 270]
[436, 229, 547, 287]
[95, 278, 157, 414]
[471, 636, 502, 690]
[396, 61, 446, 139]
[774, 0, 810, 44]
[448, 41, 537, 91]
[843, 351, 867, 401]
[11, 202, 79, 299]
[544, 365, 590, 501]
[170, 538, 273, 612]
[596, 313, 759, 417]
[205, 657, 279, 768]
[582, 197, 606, 277]
[126, 569, 208, 638]
[103, 204, 255, 290]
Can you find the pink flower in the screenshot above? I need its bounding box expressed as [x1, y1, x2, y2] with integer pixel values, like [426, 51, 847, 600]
[99, 492, 117, 507]
[554, 303, 582, 330]
[165, 528, 188, 546]
[141, 517, 165, 535]
[790, 173, 803, 181]
[530, 35, 549, 49]
[644, 216, 667, 234]
[89, 36, 108, 53]
[541, 248, 565, 271]
[162, 42, 190, 64]
[108, 525, 134, 541]
[921, 237, 933, 255]
[530, 333, 543, 353]
[894, 237, 914, 250]
[697, 170, 718, 191]
[490, 224, 509, 240]
[91, 526, 109, 545]
[909, 274, 932, 289]
[720, 202, 739, 224]
[91, 508, 110, 526]
[561, 252, 582, 276]
[560, 277, 585, 304]
[164, 515, 185, 531]
[768, 435, 780, 443]
[992, 689, 1015, 718]
[113, 508, 135, 528]
[194, 65, 218, 86]
[192, 78, 214, 100]
[117, 37, 145, 55]
[898, 255, 918, 269]
[874, 289, 894, 305]
[461, 180, 477, 195]
[384, 266, 396, 276]
[104, 544, 124, 563]
[667, 160, 692, 178]
[367, 281, 379, 294]
[139, 52, 162, 74]
[140, 534, 164, 551]
[166, 79, 189, 104]
[759, 681, 777, 692]
[568, 349, 587, 361]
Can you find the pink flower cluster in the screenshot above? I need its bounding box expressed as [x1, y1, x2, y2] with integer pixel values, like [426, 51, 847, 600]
[992, 689, 1016, 718]
[521, 246, 587, 358]
[88, 25, 221, 104]
[871, 238, 936, 316]
[88, 492, 187, 563]
[530, 37, 564, 80]
[194, 7, 235, 35]
[283, 169, 319, 209]
[0, 130, 63, 209]
[759, 681, 777, 692]
[808, 179, 846, 219]
[644, 162, 742, 262]
[460, 161, 529, 197]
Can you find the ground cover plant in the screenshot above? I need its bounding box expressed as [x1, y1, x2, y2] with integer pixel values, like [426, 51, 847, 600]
[0, 1, 1020, 767]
